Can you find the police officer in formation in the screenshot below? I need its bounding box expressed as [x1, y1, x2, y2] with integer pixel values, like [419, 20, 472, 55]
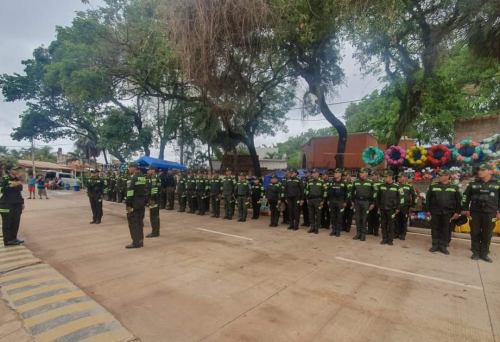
[222, 168, 237, 220]
[424, 170, 461, 255]
[305, 169, 326, 234]
[210, 171, 222, 218]
[235, 173, 251, 222]
[177, 173, 187, 212]
[251, 178, 265, 220]
[328, 168, 349, 237]
[301, 170, 311, 227]
[368, 170, 382, 236]
[395, 172, 417, 240]
[266, 175, 281, 227]
[164, 169, 177, 210]
[204, 173, 211, 212]
[87, 170, 104, 225]
[0, 164, 25, 246]
[320, 171, 331, 229]
[283, 168, 304, 230]
[125, 162, 146, 249]
[375, 170, 401, 246]
[351, 167, 375, 241]
[462, 164, 500, 262]
[187, 171, 198, 214]
[342, 171, 354, 232]
[280, 170, 290, 225]
[109, 173, 117, 202]
[196, 171, 209, 215]
[146, 165, 161, 238]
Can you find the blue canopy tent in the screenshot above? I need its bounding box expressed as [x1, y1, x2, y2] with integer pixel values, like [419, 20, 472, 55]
[135, 156, 187, 171]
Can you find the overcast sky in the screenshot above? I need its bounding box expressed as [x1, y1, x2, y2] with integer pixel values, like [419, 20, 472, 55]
[0, 0, 382, 162]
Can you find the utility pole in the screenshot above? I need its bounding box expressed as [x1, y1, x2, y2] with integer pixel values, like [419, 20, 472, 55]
[31, 137, 36, 177]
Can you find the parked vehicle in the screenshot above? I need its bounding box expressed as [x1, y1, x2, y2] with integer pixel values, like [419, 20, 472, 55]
[44, 171, 79, 188]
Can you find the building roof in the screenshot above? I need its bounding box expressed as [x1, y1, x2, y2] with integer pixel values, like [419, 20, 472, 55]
[18, 160, 74, 171]
[301, 132, 378, 149]
[454, 114, 499, 124]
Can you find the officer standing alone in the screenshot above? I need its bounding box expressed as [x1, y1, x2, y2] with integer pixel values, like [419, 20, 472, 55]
[266, 175, 281, 227]
[351, 168, 375, 241]
[425, 170, 461, 255]
[305, 169, 325, 234]
[146, 165, 161, 238]
[0, 164, 25, 246]
[235, 173, 251, 222]
[125, 162, 146, 249]
[462, 164, 500, 262]
[87, 170, 104, 225]
[328, 168, 348, 237]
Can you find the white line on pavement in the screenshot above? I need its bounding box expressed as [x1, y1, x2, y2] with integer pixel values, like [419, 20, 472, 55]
[335, 256, 483, 291]
[406, 231, 500, 246]
[195, 228, 254, 241]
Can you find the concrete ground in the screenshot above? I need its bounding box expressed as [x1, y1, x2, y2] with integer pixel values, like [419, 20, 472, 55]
[13, 189, 500, 342]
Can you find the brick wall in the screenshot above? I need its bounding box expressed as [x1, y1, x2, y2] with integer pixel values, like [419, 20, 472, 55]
[454, 115, 499, 143]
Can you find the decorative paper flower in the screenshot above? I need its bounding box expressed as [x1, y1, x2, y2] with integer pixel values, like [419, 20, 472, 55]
[385, 146, 406, 166]
[427, 144, 451, 167]
[405, 146, 428, 168]
[452, 139, 481, 164]
[481, 134, 500, 159]
[362, 146, 385, 166]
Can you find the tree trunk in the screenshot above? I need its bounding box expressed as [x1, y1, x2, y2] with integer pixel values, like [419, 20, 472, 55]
[102, 149, 109, 165]
[311, 85, 347, 169]
[233, 148, 238, 174]
[159, 137, 167, 160]
[245, 135, 261, 178]
[180, 142, 184, 166]
[208, 144, 213, 173]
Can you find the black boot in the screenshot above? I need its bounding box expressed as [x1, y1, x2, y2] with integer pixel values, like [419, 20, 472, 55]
[352, 234, 361, 240]
[307, 228, 314, 234]
[329, 230, 335, 236]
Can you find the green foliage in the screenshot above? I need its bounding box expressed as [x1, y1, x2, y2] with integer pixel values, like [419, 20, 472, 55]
[345, 47, 500, 144]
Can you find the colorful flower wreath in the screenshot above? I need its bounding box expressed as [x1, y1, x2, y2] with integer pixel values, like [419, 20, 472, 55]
[362, 146, 385, 166]
[452, 140, 481, 164]
[405, 146, 427, 167]
[384, 146, 406, 166]
[427, 144, 451, 167]
[492, 160, 500, 175]
[481, 134, 500, 159]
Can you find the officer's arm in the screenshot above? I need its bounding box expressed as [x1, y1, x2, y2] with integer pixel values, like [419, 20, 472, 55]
[0, 177, 10, 194]
[260, 185, 265, 198]
[370, 183, 375, 204]
[461, 184, 471, 210]
[126, 177, 135, 207]
[410, 186, 418, 205]
[151, 179, 159, 202]
[343, 183, 348, 203]
[396, 187, 402, 210]
[375, 187, 381, 208]
[454, 186, 462, 214]
[424, 186, 432, 212]
[299, 179, 304, 199]
[350, 184, 356, 201]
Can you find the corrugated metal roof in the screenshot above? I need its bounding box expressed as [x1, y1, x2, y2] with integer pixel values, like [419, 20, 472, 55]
[17, 160, 74, 171]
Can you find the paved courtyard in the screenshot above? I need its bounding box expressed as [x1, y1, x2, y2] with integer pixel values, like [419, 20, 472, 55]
[7, 189, 500, 342]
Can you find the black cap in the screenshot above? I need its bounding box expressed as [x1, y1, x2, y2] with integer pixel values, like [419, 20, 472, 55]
[383, 170, 395, 177]
[359, 167, 368, 173]
[479, 164, 493, 171]
[147, 165, 157, 171]
[128, 162, 139, 168]
[226, 168, 232, 172]
[312, 169, 320, 174]
[271, 174, 278, 179]
[90, 169, 98, 174]
[452, 215, 468, 226]
[5, 164, 21, 171]
[371, 170, 379, 176]
[239, 172, 246, 176]
[334, 168, 343, 174]
[290, 168, 298, 173]
[306, 169, 312, 174]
